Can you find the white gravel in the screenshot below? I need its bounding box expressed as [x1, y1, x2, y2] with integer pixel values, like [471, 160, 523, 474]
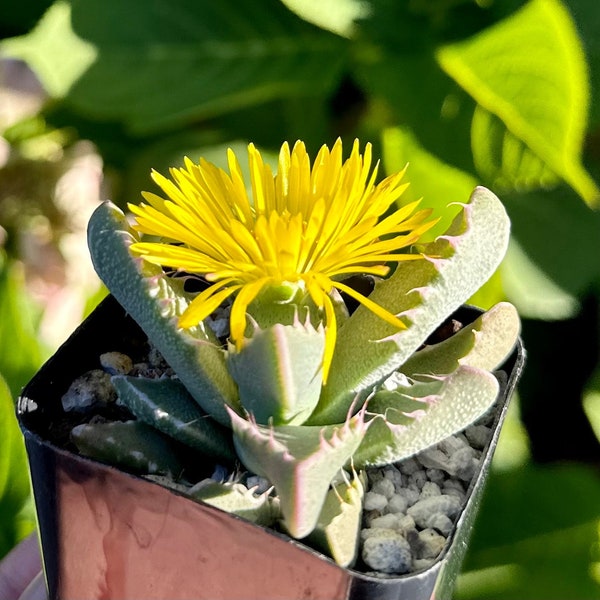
[359, 421, 493, 575]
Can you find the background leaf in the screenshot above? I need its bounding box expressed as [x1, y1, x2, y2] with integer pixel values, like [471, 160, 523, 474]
[279, 0, 368, 37]
[437, 0, 599, 206]
[471, 107, 560, 193]
[63, 0, 349, 134]
[457, 462, 600, 600]
[501, 186, 600, 319]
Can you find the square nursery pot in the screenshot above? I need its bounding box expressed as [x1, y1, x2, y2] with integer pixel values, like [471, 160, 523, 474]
[18, 295, 525, 600]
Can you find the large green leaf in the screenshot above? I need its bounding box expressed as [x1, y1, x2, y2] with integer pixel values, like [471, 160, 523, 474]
[470, 107, 560, 193]
[61, 0, 347, 134]
[350, 1, 521, 175]
[436, 0, 599, 207]
[0, 374, 35, 560]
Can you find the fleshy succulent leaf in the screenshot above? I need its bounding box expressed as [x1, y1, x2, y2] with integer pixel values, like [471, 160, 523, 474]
[400, 302, 520, 377]
[87, 201, 240, 425]
[310, 186, 510, 425]
[112, 375, 236, 462]
[189, 480, 280, 527]
[227, 406, 368, 538]
[227, 320, 325, 426]
[71, 420, 184, 476]
[353, 365, 499, 468]
[306, 471, 365, 567]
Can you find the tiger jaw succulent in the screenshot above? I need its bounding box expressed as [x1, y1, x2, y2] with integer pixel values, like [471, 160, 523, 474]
[81, 139, 520, 568]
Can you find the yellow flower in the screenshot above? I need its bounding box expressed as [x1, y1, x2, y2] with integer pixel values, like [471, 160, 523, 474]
[128, 139, 435, 381]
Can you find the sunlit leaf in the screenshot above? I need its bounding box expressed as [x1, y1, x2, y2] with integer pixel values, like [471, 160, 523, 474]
[0, 1, 97, 98]
[471, 106, 560, 193]
[502, 239, 580, 321]
[437, 0, 599, 207]
[278, 0, 367, 37]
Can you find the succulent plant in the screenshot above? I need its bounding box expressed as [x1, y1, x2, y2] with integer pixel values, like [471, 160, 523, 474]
[79, 139, 520, 567]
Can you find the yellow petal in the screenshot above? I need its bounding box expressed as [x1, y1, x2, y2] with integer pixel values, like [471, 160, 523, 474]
[179, 281, 242, 329]
[332, 280, 407, 332]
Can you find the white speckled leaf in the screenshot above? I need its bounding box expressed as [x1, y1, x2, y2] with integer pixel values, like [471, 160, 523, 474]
[228, 406, 368, 538]
[87, 201, 239, 425]
[310, 187, 510, 425]
[227, 322, 325, 426]
[189, 481, 278, 527]
[71, 420, 183, 476]
[353, 365, 499, 468]
[306, 473, 365, 567]
[112, 375, 235, 461]
[400, 301, 520, 377]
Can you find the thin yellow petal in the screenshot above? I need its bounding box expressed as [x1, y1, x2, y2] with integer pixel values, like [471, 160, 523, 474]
[304, 276, 336, 383]
[229, 277, 272, 346]
[332, 280, 407, 331]
[179, 281, 242, 328]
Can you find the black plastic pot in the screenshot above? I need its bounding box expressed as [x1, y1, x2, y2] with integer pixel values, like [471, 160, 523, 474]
[18, 296, 525, 600]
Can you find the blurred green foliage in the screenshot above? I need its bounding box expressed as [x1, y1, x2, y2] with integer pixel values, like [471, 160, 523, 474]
[0, 260, 40, 558]
[0, 370, 36, 560]
[1, 0, 600, 596]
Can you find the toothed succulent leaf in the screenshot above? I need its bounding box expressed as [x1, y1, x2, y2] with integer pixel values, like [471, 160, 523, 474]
[227, 406, 368, 538]
[87, 201, 240, 426]
[71, 420, 184, 476]
[353, 365, 499, 468]
[400, 302, 520, 377]
[310, 187, 510, 425]
[112, 376, 236, 462]
[306, 471, 365, 568]
[227, 321, 325, 426]
[189, 480, 280, 527]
